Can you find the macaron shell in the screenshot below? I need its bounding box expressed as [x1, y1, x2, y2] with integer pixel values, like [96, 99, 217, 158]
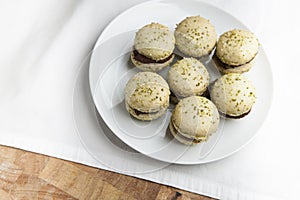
[134, 23, 175, 61]
[210, 73, 256, 117]
[213, 53, 255, 74]
[168, 57, 209, 98]
[216, 29, 259, 66]
[125, 72, 170, 113]
[175, 16, 217, 57]
[130, 52, 174, 72]
[172, 96, 219, 138]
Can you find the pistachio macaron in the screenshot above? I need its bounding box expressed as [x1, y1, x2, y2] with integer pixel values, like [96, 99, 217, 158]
[169, 96, 219, 145]
[168, 58, 209, 103]
[213, 29, 259, 74]
[125, 72, 170, 121]
[131, 23, 175, 72]
[174, 16, 217, 57]
[210, 73, 256, 119]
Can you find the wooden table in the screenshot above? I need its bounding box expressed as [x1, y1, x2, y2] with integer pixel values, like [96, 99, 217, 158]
[0, 145, 214, 199]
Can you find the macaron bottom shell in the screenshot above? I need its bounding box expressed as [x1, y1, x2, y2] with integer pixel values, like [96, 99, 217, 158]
[169, 120, 207, 145]
[130, 51, 175, 72]
[125, 102, 168, 121]
[219, 108, 252, 119]
[213, 53, 255, 74]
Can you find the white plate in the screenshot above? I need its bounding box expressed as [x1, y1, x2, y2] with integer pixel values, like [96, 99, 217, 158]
[88, 0, 273, 164]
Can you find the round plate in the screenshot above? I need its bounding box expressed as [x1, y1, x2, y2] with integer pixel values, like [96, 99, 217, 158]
[88, 0, 273, 164]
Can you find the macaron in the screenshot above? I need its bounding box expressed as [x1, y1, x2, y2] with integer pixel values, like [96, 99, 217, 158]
[169, 96, 219, 145]
[213, 29, 259, 74]
[125, 72, 170, 121]
[168, 57, 209, 103]
[131, 23, 175, 72]
[174, 16, 217, 57]
[210, 73, 256, 119]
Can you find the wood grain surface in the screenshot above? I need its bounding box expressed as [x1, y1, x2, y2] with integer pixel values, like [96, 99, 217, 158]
[0, 145, 215, 200]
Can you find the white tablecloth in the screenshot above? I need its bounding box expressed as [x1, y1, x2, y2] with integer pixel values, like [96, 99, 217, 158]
[0, 0, 299, 199]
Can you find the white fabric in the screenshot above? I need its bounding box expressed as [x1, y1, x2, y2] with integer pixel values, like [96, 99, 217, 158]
[0, 0, 299, 199]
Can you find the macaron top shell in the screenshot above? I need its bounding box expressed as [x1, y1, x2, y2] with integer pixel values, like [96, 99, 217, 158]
[211, 73, 256, 117]
[216, 29, 259, 66]
[172, 96, 219, 139]
[168, 58, 209, 97]
[175, 16, 217, 57]
[134, 23, 175, 61]
[125, 72, 170, 112]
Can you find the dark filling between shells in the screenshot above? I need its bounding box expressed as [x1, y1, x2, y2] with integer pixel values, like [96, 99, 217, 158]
[132, 108, 159, 116]
[133, 50, 174, 64]
[169, 91, 179, 104]
[220, 109, 251, 119]
[201, 87, 211, 100]
[213, 53, 256, 69]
